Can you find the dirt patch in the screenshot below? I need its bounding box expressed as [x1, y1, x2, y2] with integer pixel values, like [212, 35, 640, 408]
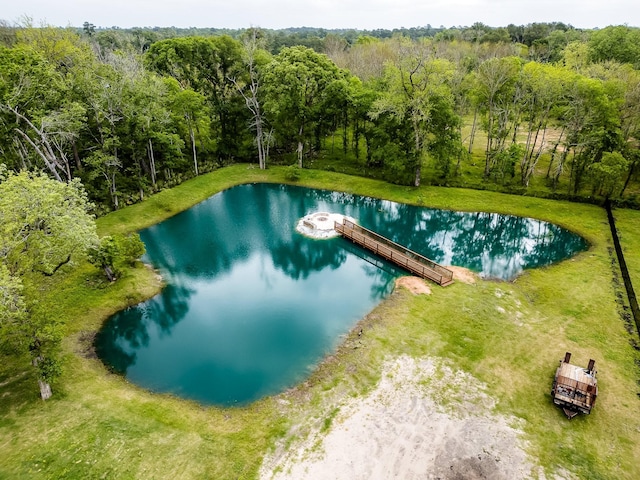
[75, 330, 98, 359]
[449, 266, 477, 284]
[395, 268, 476, 295]
[395, 276, 431, 295]
[260, 356, 541, 480]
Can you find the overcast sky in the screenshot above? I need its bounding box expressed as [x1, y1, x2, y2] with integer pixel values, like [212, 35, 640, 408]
[3, 0, 638, 30]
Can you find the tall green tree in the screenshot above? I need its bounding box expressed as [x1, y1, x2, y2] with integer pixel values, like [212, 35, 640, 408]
[165, 78, 212, 177]
[589, 26, 640, 68]
[371, 39, 462, 185]
[586, 62, 640, 195]
[0, 169, 98, 399]
[0, 44, 69, 179]
[145, 36, 247, 162]
[558, 74, 621, 194]
[230, 28, 272, 169]
[588, 151, 629, 197]
[263, 46, 344, 167]
[473, 56, 522, 178]
[518, 62, 565, 186]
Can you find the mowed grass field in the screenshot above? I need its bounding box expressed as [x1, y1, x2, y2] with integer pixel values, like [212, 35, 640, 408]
[614, 208, 640, 295]
[1, 164, 639, 479]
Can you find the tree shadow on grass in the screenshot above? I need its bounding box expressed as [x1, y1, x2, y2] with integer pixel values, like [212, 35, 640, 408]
[0, 357, 42, 420]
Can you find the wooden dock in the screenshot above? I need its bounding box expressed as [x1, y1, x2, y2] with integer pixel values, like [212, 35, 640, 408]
[334, 218, 454, 286]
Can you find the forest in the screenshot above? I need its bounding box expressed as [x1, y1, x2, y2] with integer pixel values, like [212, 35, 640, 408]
[0, 21, 639, 212]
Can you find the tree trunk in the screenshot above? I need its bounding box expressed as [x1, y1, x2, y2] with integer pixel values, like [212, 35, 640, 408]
[297, 124, 304, 168]
[553, 149, 569, 191]
[190, 125, 198, 176]
[412, 114, 423, 188]
[484, 107, 494, 178]
[32, 356, 52, 400]
[256, 120, 265, 170]
[111, 172, 119, 210]
[14, 128, 63, 182]
[148, 139, 157, 188]
[38, 378, 52, 400]
[264, 129, 272, 167]
[546, 127, 565, 179]
[353, 119, 360, 160]
[104, 265, 117, 282]
[468, 108, 478, 154]
[297, 141, 304, 168]
[73, 141, 83, 172]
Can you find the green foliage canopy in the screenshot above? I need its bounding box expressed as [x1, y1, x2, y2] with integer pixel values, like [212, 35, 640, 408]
[0, 169, 98, 398]
[0, 170, 98, 276]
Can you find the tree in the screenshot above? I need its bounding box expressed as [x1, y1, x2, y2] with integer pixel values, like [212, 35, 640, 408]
[518, 62, 565, 186]
[230, 28, 272, 169]
[0, 102, 87, 182]
[0, 265, 26, 352]
[165, 78, 211, 177]
[263, 46, 344, 168]
[0, 44, 68, 177]
[0, 169, 98, 399]
[82, 22, 96, 37]
[473, 56, 522, 178]
[562, 41, 590, 71]
[588, 151, 629, 198]
[328, 36, 393, 82]
[589, 63, 640, 195]
[123, 71, 185, 194]
[145, 36, 248, 162]
[88, 233, 145, 282]
[558, 74, 621, 194]
[371, 39, 462, 186]
[589, 26, 640, 68]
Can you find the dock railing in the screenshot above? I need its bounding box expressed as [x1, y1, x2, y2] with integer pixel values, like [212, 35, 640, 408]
[335, 218, 454, 286]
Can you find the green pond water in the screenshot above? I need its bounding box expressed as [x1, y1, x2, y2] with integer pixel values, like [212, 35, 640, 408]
[95, 183, 587, 406]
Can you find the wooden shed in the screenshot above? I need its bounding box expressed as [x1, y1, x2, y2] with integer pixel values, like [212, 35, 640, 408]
[551, 352, 598, 419]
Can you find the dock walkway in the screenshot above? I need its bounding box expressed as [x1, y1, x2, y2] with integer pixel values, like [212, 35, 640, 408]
[334, 218, 454, 286]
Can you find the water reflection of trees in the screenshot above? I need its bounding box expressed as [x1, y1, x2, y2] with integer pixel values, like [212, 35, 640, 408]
[312, 192, 587, 280]
[340, 240, 401, 300]
[96, 281, 194, 374]
[271, 236, 347, 280]
[137, 183, 587, 297]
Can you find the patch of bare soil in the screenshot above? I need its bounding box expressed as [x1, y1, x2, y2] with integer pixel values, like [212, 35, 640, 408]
[75, 330, 98, 359]
[449, 266, 477, 284]
[260, 356, 544, 480]
[395, 276, 432, 295]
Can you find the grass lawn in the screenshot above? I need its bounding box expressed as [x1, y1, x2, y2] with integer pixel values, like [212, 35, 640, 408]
[613, 207, 640, 291]
[1, 164, 639, 479]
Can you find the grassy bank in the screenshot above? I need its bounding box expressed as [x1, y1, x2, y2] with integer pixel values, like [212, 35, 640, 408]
[1, 164, 639, 479]
[613, 208, 640, 291]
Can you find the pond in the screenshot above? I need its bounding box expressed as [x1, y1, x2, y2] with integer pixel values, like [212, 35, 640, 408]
[95, 183, 588, 406]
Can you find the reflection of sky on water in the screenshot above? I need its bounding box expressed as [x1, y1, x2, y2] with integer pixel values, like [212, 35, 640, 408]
[96, 184, 587, 406]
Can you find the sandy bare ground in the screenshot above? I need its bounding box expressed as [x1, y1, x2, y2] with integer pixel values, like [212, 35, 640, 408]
[448, 266, 477, 285]
[260, 356, 547, 480]
[395, 276, 432, 295]
[395, 267, 476, 296]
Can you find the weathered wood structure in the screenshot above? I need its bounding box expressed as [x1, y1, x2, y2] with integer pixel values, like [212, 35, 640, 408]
[551, 352, 598, 419]
[334, 218, 454, 286]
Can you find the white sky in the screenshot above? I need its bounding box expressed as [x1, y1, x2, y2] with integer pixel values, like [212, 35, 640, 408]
[2, 0, 638, 30]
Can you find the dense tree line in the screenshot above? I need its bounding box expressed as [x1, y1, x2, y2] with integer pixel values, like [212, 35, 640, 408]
[0, 23, 639, 211]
